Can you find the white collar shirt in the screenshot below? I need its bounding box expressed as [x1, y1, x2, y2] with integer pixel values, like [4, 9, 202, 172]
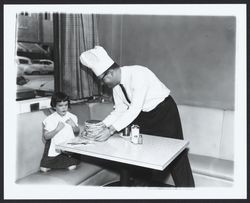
[103, 65, 170, 132]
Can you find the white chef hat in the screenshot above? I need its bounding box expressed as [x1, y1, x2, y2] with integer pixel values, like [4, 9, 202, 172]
[80, 46, 114, 77]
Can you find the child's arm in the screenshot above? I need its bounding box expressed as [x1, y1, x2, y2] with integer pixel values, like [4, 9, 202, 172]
[43, 121, 65, 140]
[66, 118, 80, 136]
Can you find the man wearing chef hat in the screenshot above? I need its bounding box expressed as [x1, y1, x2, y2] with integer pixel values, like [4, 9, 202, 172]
[80, 46, 194, 187]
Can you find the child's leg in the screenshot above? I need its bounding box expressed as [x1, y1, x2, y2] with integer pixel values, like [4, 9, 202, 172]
[62, 152, 80, 170]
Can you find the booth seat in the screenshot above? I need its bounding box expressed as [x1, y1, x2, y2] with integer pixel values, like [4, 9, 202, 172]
[178, 105, 234, 187]
[16, 102, 119, 185]
[153, 105, 234, 187]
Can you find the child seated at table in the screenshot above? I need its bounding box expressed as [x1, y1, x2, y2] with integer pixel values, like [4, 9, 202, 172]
[40, 92, 80, 172]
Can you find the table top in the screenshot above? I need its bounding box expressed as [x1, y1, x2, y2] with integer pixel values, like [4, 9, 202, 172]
[55, 134, 189, 171]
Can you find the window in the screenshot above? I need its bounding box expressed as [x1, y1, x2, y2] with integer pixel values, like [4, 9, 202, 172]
[16, 13, 54, 101]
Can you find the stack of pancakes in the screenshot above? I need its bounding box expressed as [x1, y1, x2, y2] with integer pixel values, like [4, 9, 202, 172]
[83, 120, 105, 140]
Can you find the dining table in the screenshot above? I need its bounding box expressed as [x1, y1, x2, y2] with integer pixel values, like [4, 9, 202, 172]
[55, 133, 189, 186]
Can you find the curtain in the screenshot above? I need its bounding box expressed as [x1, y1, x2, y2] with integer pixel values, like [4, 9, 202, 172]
[53, 13, 101, 100]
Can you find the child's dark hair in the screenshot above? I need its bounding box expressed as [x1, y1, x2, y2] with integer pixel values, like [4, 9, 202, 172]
[50, 92, 70, 109]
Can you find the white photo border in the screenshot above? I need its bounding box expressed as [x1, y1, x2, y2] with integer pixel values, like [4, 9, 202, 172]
[4, 4, 247, 199]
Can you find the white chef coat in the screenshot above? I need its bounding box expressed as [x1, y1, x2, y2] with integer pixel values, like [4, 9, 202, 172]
[103, 65, 170, 131]
[43, 111, 78, 157]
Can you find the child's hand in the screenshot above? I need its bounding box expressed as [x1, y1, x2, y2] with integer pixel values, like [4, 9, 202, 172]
[66, 118, 80, 135]
[66, 118, 76, 127]
[56, 121, 65, 132]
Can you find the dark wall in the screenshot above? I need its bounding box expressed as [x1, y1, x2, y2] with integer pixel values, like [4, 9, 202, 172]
[97, 15, 235, 110]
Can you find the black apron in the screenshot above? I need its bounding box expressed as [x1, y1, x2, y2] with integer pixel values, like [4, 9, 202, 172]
[130, 95, 195, 187]
[132, 95, 183, 139]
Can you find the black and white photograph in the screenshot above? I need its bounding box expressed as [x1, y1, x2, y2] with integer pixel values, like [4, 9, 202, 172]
[3, 4, 246, 199]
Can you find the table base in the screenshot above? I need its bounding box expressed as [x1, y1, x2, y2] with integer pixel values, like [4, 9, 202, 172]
[105, 180, 174, 187]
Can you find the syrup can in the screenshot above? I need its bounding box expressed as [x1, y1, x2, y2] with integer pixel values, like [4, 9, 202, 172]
[130, 125, 141, 144]
[123, 125, 131, 136]
[138, 134, 143, 144]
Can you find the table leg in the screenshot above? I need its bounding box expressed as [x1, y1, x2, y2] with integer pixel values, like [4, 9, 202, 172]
[120, 168, 131, 186]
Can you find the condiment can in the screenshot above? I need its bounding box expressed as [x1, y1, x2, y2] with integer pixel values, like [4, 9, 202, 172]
[130, 125, 142, 144]
[138, 134, 143, 144]
[123, 125, 131, 136]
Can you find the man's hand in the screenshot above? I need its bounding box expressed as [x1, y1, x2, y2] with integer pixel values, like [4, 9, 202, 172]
[108, 125, 116, 135]
[94, 127, 111, 142]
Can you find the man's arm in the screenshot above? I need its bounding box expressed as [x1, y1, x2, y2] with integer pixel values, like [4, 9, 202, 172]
[102, 87, 128, 127]
[111, 78, 148, 132]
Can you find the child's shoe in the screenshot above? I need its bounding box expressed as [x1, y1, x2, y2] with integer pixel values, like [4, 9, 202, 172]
[67, 165, 77, 170]
[40, 167, 51, 173]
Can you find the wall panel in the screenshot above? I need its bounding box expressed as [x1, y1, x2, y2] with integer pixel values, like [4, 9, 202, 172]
[98, 15, 236, 110]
